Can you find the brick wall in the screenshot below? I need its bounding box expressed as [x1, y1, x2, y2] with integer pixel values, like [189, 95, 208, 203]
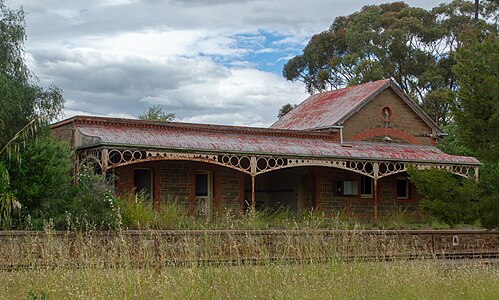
[320, 170, 351, 214]
[51, 123, 75, 147]
[220, 169, 243, 211]
[376, 176, 419, 216]
[343, 88, 434, 145]
[319, 168, 419, 218]
[159, 162, 191, 206]
[115, 161, 244, 213]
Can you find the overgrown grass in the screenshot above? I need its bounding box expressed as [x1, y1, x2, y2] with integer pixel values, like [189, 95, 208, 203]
[117, 192, 191, 229]
[117, 191, 352, 230]
[1, 253, 497, 299]
[0, 224, 497, 299]
[117, 194, 475, 230]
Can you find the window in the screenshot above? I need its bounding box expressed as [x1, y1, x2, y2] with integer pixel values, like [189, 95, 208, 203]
[336, 180, 358, 195]
[134, 169, 152, 200]
[382, 106, 392, 121]
[361, 176, 373, 198]
[195, 173, 209, 197]
[195, 171, 213, 218]
[396, 178, 409, 199]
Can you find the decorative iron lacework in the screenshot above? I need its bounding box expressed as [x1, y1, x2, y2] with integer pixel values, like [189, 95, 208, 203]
[76, 148, 103, 171]
[76, 148, 478, 180]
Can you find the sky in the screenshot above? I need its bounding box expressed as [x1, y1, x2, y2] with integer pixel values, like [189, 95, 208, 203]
[9, 0, 445, 127]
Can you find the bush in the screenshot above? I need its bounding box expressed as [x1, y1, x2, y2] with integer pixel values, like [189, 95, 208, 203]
[408, 167, 480, 227]
[46, 165, 118, 230]
[118, 191, 155, 229]
[6, 133, 118, 230]
[408, 164, 498, 230]
[6, 133, 73, 228]
[19, 163, 119, 230]
[476, 163, 499, 229]
[68, 166, 118, 229]
[117, 191, 190, 229]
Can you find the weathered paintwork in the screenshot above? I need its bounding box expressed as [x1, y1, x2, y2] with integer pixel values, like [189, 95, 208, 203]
[271, 79, 391, 130]
[65, 116, 479, 165]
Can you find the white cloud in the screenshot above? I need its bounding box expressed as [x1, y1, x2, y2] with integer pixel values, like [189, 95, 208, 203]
[82, 29, 248, 58]
[31, 46, 306, 126]
[8, 0, 448, 126]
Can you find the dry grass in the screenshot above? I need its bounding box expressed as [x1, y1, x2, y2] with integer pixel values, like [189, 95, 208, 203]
[0, 229, 497, 299]
[1, 259, 497, 299]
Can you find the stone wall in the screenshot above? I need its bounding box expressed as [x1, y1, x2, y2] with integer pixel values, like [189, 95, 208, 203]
[1, 230, 497, 269]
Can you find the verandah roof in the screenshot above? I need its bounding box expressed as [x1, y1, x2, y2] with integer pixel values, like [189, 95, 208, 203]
[59, 116, 479, 166]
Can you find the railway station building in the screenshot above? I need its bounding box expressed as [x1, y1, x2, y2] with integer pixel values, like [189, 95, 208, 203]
[51, 79, 479, 220]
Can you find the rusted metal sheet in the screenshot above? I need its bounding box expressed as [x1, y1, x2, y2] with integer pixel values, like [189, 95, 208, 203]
[75, 120, 479, 165]
[271, 79, 390, 130]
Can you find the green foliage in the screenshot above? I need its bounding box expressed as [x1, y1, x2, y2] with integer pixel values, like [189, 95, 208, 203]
[118, 191, 190, 229]
[476, 163, 499, 229]
[0, 117, 40, 229]
[408, 166, 479, 227]
[27, 289, 46, 300]
[277, 103, 297, 119]
[8, 133, 73, 219]
[453, 35, 498, 163]
[138, 105, 175, 122]
[283, 1, 497, 125]
[68, 166, 118, 229]
[409, 165, 497, 229]
[0, 2, 64, 147]
[32, 165, 118, 230]
[0, 1, 64, 228]
[437, 122, 474, 156]
[0, 161, 20, 229]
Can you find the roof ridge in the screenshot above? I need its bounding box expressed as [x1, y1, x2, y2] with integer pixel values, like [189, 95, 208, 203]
[62, 115, 339, 140]
[271, 79, 391, 130]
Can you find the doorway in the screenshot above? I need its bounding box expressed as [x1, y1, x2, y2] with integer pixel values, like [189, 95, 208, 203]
[134, 168, 152, 200]
[195, 171, 213, 218]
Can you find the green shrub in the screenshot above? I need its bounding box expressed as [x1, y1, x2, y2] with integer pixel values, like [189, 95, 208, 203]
[117, 192, 190, 229]
[70, 166, 118, 229]
[408, 164, 498, 230]
[37, 165, 118, 230]
[118, 191, 155, 229]
[408, 166, 479, 227]
[476, 163, 499, 229]
[6, 134, 73, 228]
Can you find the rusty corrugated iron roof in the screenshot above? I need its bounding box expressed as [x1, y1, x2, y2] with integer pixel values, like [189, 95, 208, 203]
[270, 79, 443, 136]
[63, 116, 478, 165]
[271, 79, 390, 130]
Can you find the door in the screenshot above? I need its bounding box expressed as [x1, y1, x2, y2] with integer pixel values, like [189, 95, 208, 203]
[298, 174, 312, 215]
[134, 168, 153, 200]
[195, 171, 213, 218]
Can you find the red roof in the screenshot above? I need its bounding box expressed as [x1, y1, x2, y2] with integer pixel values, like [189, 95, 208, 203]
[56, 116, 479, 165]
[271, 79, 390, 130]
[270, 79, 442, 135]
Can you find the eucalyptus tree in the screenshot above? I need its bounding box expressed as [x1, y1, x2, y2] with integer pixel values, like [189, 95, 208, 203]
[0, 1, 65, 228]
[138, 105, 176, 122]
[283, 1, 497, 125]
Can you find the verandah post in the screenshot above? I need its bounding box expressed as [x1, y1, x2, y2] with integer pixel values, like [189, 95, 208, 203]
[373, 178, 378, 222]
[250, 156, 257, 212]
[251, 175, 256, 212]
[373, 162, 379, 223]
[101, 148, 109, 174]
